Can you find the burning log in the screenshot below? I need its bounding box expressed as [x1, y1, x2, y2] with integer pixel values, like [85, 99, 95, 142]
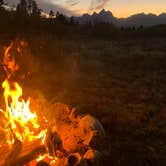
[3, 137, 22, 166]
[0, 40, 110, 166]
[0, 144, 10, 166]
[47, 104, 109, 165]
[83, 149, 103, 166]
[36, 161, 49, 166]
[46, 127, 63, 157]
[0, 104, 109, 166]
[0, 139, 46, 166]
[67, 153, 82, 166]
[10, 145, 46, 166]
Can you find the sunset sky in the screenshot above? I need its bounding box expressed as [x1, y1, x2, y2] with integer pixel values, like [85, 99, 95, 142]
[8, 0, 166, 17]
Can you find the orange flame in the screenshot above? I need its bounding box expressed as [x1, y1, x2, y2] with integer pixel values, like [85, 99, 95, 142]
[0, 41, 58, 165]
[1, 41, 47, 146]
[2, 79, 47, 145]
[3, 42, 19, 78]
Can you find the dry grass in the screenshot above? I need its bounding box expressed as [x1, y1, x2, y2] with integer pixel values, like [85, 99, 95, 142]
[1, 36, 166, 165]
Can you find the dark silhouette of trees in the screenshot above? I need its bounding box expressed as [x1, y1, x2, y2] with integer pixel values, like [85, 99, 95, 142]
[16, 0, 41, 17]
[31, 0, 41, 17]
[49, 10, 55, 18]
[69, 16, 75, 25]
[0, 0, 4, 6]
[16, 0, 28, 16]
[0, 0, 4, 13]
[0, 0, 165, 39]
[56, 11, 66, 23]
[138, 25, 144, 30]
[13, 0, 41, 33]
[27, 0, 32, 14]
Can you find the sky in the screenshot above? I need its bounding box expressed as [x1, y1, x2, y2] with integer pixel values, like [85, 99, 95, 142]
[7, 0, 166, 18]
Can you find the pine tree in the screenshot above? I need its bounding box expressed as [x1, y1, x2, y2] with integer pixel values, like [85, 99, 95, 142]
[49, 10, 55, 18]
[31, 0, 41, 17]
[16, 0, 28, 15]
[20, 0, 27, 11]
[56, 11, 66, 23]
[27, 0, 33, 14]
[0, 0, 4, 6]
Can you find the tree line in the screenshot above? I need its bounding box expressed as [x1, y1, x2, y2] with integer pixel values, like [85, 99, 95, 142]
[0, 0, 166, 40]
[0, 0, 72, 38]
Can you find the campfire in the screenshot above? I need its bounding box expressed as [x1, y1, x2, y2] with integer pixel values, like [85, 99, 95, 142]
[0, 40, 108, 166]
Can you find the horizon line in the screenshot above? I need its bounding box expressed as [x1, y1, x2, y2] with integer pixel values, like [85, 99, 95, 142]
[76, 9, 166, 19]
[4, 4, 166, 19]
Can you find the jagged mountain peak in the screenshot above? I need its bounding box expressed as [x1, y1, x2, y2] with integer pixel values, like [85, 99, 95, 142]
[74, 10, 166, 27]
[77, 9, 115, 24]
[99, 9, 113, 15]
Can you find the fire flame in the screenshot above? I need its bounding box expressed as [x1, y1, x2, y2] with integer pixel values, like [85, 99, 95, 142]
[1, 41, 47, 146]
[3, 42, 19, 79]
[0, 41, 59, 165]
[2, 79, 46, 145]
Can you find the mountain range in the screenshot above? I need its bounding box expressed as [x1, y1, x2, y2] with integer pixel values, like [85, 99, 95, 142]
[75, 9, 166, 27]
[3, 4, 166, 28]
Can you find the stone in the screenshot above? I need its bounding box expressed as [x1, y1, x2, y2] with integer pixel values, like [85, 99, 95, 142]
[83, 149, 103, 166]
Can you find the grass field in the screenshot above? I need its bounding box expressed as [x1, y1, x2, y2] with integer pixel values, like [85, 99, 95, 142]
[1, 36, 166, 165]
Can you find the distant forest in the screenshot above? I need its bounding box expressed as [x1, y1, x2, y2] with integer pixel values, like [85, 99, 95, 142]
[0, 0, 166, 40]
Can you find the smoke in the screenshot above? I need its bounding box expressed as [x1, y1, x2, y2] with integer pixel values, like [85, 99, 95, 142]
[66, 0, 110, 10]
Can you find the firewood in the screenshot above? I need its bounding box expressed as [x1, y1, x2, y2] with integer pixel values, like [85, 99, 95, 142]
[10, 145, 46, 166]
[19, 139, 44, 157]
[0, 144, 10, 166]
[3, 138, 22, 166]
[46, 128, 62, 157]
[0, 139, 47, 166]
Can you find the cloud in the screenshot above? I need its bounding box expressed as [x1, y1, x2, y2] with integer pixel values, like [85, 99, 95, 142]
[65, 0, 110, 10]
[6, 0, 78, 16]
[5, 0, 19, 5]
[38, 1, 78, 16]
[65, 0, 80, 6]
[90, 0, 110, 10]
[7, 0, 110, 15]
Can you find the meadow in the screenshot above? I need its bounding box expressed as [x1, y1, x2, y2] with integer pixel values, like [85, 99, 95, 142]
[13, 35, 166, 166]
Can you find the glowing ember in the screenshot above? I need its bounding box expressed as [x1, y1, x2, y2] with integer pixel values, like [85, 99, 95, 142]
[1, 41, 104, 166]
[0, 39, 107, 165]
